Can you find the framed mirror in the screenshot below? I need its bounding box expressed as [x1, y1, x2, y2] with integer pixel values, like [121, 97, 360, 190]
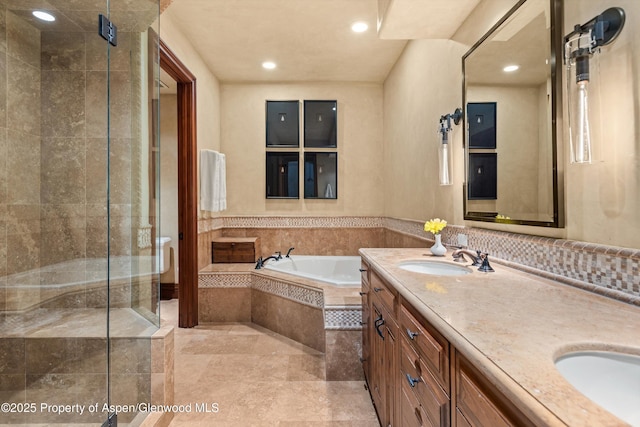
[463, 0, 564, 227]
[304, 100, 337, 148]
[304, 152, 337, 199]
[266, 152, 299, 198]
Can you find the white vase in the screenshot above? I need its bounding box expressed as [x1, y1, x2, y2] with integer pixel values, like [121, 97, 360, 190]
[430, 234, 447, 256]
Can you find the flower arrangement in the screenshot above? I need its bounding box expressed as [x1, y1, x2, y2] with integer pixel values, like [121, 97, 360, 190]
[424, 218, 447, 235]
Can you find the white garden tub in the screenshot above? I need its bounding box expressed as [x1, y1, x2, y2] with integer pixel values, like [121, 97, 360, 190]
[263, 255, 361, 287]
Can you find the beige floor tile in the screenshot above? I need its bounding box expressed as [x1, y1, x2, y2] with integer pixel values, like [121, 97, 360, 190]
[162, 300, 378, 427]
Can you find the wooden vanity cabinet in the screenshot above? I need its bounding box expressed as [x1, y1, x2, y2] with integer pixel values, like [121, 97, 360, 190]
[361, 264, 536, 427]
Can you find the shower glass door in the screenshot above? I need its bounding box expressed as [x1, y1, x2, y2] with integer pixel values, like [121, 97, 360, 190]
[0, 0, 161, 424]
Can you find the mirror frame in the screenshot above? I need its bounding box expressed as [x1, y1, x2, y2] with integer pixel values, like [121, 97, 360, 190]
[462, 0, 564, 228]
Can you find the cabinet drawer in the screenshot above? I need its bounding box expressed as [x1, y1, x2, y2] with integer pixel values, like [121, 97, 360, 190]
[401, 337, 450, 427]
[401, 376, 435, 427]
[400, 304, 450, 392]
[370, 271, 396, 313]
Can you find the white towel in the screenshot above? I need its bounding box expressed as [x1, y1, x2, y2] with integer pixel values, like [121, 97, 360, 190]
[324, 183, 334, 198]
[200, 150, 227, 212]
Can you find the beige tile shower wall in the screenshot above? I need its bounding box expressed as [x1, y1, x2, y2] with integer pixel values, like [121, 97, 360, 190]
[2, 12, 41, 290]
[382, 39, 468, 224]
[220, 83, 384, 217]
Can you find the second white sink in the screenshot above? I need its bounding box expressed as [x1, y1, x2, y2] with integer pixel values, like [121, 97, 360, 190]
[398, 260, 472, 276]
[555, 350, 640, 426]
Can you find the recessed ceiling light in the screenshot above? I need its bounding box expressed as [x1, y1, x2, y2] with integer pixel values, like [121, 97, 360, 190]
[503, 65, 519, 72]
[351, 22, 368, 33]
[262, 61, 276, 70]
[32, 10, 55, 22]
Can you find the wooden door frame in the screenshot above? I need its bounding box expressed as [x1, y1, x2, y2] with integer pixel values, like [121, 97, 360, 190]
[159, 39, 198, 328]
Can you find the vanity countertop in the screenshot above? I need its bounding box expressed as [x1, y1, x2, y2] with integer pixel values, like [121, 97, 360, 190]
[359, 247, 640, 427]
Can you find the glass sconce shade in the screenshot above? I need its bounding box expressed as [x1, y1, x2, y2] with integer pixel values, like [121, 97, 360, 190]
[437, 108, 461, 186]
[439, 130, 452, 185]
[565, 34, 594, 164]
[564, 7, 626, 164]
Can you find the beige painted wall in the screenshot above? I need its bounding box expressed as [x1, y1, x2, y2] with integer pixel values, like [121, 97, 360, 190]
[156, 10, 222, 217]
[562, 0, 640, 248]
[383, 39, 468, 223]
[221, 83, 385, 216]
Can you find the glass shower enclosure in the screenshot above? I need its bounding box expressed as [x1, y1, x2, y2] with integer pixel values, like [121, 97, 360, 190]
[0, 0, 161, 425]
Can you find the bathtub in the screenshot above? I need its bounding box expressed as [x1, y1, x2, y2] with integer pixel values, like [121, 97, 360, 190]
[263, 255, 361, 287]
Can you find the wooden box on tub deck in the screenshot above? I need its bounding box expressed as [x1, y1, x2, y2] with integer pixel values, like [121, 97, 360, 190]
[212, 237, 260, 263]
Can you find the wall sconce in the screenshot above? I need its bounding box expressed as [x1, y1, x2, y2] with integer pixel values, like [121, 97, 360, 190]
[438, 108, 462, 186]
[564, 7, 625, 164]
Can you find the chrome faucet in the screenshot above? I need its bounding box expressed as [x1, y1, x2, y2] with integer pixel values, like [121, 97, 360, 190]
[451, 248, 482, 266]
[451, 248, 495, 272]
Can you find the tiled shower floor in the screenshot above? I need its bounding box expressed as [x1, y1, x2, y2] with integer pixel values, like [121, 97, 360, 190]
[161, 299, 379, 426]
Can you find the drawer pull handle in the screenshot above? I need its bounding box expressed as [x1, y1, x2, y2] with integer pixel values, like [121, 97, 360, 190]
[359, 268, 367, 272]
[374, 315, 385, 340]
[414, 407, 422, 423]
[359, 357, 366, 363]
[359, 321, 366, 325]
[359, 291, 366, 296]
[406, 329, 419, 340]
[373, 287, 384, 293]
[406, 373, 421, 388]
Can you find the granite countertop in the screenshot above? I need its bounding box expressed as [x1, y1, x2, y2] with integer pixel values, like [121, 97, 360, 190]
[359, 248, 640, 427]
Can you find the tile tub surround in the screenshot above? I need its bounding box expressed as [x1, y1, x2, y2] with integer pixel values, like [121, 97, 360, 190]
[198, 264, 364, 381]
[361, 247, 640, 427]
[198, 216, 640, 304]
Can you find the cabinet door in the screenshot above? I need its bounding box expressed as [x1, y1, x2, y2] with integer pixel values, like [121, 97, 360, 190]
[370, 302, 386, 420]
[383, 312, 397, 427]
[361, 284, 370, 381]
[455, 353, 536, 427]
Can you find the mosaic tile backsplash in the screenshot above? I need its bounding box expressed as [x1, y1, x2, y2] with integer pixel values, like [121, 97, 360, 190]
[198, 216, 640, 305]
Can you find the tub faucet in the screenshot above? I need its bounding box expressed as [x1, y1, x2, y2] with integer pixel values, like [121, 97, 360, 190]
[275, 251, 282, 260]
[286, 247, 295, 258]
[451, 248, 482, 267]
[255, 255, 279, 269]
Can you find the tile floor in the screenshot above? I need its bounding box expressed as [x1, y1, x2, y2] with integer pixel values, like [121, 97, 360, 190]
[161, 299, 379, 426]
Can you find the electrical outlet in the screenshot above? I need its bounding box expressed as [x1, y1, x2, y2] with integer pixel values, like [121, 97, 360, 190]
[457, 233, 468, 248]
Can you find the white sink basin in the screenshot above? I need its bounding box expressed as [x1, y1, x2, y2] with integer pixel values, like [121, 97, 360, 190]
[398, 260, 472, 276]
[555, 351, 640, 426]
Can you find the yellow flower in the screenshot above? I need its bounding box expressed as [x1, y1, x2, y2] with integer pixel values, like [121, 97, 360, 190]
[424, 218, 447, 235]
[495, 214, 511, 220]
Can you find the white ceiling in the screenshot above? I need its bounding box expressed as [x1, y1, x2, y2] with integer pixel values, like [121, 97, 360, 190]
[162, 0, 484, 83]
